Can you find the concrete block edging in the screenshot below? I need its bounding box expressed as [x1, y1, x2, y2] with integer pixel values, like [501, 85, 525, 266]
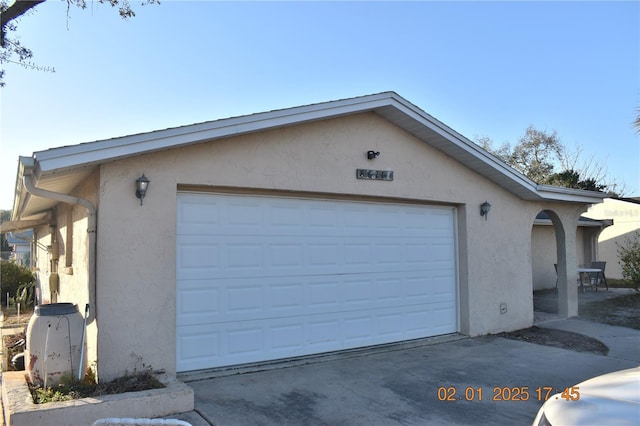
[1, 371, 194, 426]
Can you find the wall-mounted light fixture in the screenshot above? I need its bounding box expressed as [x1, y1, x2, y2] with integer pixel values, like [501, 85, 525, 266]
[135, 174, 150, 206]
[367, 150, 380, 160]
[480, 201, 491, 220]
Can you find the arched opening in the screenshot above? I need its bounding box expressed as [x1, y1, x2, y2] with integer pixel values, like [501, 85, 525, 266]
[531, 210, 562, 321]
[531, 208, 607, 322]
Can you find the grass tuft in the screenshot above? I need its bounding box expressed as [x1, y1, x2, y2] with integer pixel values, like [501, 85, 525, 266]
[28, 369, 165, 404]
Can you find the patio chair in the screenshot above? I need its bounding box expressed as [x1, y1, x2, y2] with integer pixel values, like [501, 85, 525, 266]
[590, 261, 608, 291]
[555, 263, 586, 291]
[92, 419, 192, 426]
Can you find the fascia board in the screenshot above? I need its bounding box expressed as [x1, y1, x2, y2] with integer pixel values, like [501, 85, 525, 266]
[534, 218, 610, 227]
[11, 157, 34, 221]
[387, 96, 609, 204]
[535, 184, 610, 203]
[29, 90, 527, 197]
[24, 91, 609, 205]
[383, 95, 542, 199]
[33, 93, 398, 174]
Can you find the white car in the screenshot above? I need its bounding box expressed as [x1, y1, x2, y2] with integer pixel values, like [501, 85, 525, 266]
[532, 366, 640, 426]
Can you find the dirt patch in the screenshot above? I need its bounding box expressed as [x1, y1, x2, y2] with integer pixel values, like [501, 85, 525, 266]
[28, 370, 165, 403]
[1, 307, 33, 327]
[499, 326, 608, 355]
[518, 292, 639, 354]
[579, 293, 640, 330]
[3, 332, 26, 370]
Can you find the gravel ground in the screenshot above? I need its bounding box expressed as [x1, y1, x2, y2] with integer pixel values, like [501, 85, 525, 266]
[512, 288, 640, 352]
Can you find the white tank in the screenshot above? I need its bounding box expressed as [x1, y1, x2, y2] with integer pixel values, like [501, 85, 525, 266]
[26, 303, 84, 388]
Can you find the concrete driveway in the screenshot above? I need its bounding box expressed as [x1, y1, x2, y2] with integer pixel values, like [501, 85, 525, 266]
[184, 322, 640, 426]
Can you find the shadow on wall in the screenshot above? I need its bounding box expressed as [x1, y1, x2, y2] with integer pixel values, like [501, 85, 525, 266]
[598, 228, 639, 280]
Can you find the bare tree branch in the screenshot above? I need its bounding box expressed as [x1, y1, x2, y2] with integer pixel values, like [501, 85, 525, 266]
[1, 0, 159, 86]
[1, 0, 46, 48]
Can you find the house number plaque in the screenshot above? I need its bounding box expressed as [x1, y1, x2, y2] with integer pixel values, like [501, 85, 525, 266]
[356, 169, 394, 181]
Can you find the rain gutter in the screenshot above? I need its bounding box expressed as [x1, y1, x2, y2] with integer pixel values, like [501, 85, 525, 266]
[22, 174, 97, 324]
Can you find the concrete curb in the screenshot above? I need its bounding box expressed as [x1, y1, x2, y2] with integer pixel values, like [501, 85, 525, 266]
[538, 318, 640, 363]
[2, 372, 194, 426]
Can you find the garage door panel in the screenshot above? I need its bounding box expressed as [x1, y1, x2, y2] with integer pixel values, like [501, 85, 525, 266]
[308, 242, 340, 266]
[429, 276, 457, 297]
[176, 240, 221, 276]
[177, 300, 457, 371]
[226, 199, 264, 227]
[176, 325, 222, 372]
[178, 237, 443, 280]
[377, 313, 405, 337]
[227, 243, 264, 270]
[177, 193, 457, 371]
[405, 309, 433, 335]
[343, 278, 372, 307]
[176, 282, 220, 327]
[227, 327, 264, 356]
[270, 282, 305, 310]
[271, 323, 305, 351]
[227, 284, 264, 313]
[343, 242, 373, 265]
[344, 316, 374, 344]
[177, 197, 221, 228]
[179, 193, 451, 238]
[178, 272, 452, 327]
[269, 243, 305, 269]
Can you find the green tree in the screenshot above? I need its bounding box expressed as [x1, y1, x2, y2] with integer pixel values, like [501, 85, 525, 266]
[476, 136, 513, 164]
[0, 209, 13, 261]
[478, 126, 615, 193]
[0, 260, 35, 306]
[479, 126, 564, 183]
[509, 126, 563, 184]
[617, 231, 640, 291]
[545, 169, 607, 192]
[1, 0, 158, 86]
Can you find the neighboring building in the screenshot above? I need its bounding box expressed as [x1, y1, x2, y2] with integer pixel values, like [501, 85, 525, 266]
[584, 197, 640, 279]
[7, 231, 32, 266]
[0, 92, 607, 385]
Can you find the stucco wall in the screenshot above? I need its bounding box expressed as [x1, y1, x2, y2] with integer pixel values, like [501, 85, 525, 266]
[584, 198, 640, 279]
[531, 225, 557, 290]
[30, 170, 99, 378]
[531, 224, 592, 290]
[89, 112, 547, 380]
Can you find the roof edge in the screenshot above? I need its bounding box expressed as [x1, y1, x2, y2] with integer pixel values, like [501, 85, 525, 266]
[11, 157, 35, 221]
[12, 92, 611, 214]
[32, 92, 401, 173]
[535, 184, 610, 203]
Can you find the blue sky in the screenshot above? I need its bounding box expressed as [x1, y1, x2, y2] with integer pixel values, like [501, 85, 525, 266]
[1, 0, 638, 210]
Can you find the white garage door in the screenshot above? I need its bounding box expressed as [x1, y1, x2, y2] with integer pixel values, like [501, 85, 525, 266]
[176, 193, 457, 372]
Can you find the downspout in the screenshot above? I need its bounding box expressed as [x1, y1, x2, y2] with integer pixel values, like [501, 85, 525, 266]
[22, 175, 97, 325]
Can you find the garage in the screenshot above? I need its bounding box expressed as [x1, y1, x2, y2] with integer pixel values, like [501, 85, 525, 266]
[176, 192, 458, 372]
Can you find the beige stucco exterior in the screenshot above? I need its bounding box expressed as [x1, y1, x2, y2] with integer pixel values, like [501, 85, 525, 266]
[31, 171, 99, 377]
[531, 221, 605, 291]
[584, 198, 640, 279]
[94, 112, 544, 379]
[13, 97, 603, 382]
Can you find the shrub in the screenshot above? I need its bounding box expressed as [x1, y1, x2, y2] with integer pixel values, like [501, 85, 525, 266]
[617, 231, 640, 291]
[1, 261, 35, 306]
[29, 370, 165, 404]
[10, 281, 35, 308]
